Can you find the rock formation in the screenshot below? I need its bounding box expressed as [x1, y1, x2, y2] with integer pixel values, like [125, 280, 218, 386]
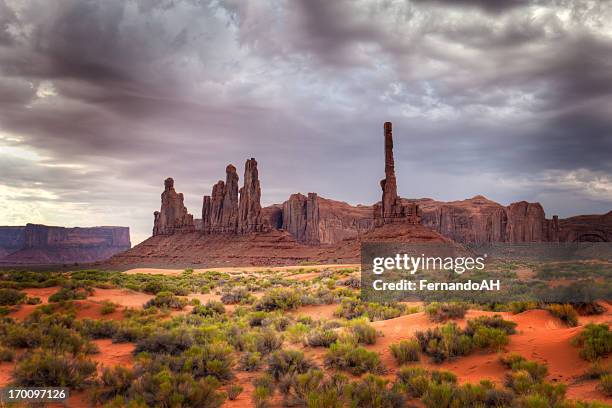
[0, 224, 130, 265]
[374, 122, 421, 226]
[238, 158, 264, 233]
[201, 160, 267, 234]
[153, 178, 195, 235]
[282, 193, 320, 244]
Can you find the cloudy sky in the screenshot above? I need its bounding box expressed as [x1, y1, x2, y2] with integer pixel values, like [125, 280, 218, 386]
[1, 0, 611, 245]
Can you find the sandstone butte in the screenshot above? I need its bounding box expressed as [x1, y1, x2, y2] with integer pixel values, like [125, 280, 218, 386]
[106, 122, 612, 268]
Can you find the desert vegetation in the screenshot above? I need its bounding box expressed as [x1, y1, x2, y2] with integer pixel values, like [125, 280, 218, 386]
[0, 264, 608, 407]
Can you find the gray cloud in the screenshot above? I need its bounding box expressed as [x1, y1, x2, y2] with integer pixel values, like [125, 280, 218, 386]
[0, 0, 611, 244]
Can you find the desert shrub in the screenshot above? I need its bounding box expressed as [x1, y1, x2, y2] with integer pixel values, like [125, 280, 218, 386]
[184, 342, 235, 381]
[581, 362, 611, 380]
[501, 354, 548, 384]
[508, 301, 539, 314]
[100, 301, 117, 315]
[13, 350, 97, 388]
[324, 342, 385, 375]
[93, 365, 135, 402]
[484, 388, 515, 407]
[334, 299, 406, 321]
[0, 288, 26, 306]
[267, 349, 317, 381]
[280, 369, 347, 407]
[500, 353, 527, 368]
[305, 328, 338, 347]
[248, 311, 271, 327]
[254, 328, 283, 355]
[346, 374, 404, 408]
[573, 324, 612, 361]
[465, 315, 517, 335]
[396, 366, 431, 398]
[597, 374, 612, 397]
[453, 383, 489, 407]
[25, 296, 42, 305]
[0, 346, 15, 362]
[143, 291, 186, 310]
[425, 302, 468, 322]
[287, 323, 310, 344]
[40, 325, 99, 355]
[239, 351, 262, 371]
[431, 370, 457, 385]
[472, 327, 510, 350]
[422, 382, 454, 408]
[220, 286, 248, 304]
[255, 288, 301, 311]
[349, 320, 378, 345]
[252, 374, 275, 408]
[389, 339, 420, 364]
[3, 324, 42, 348]
[79, 319, 119, 339]
[192, 300, 226, 317]
[548, 304, 579, 327]
[134, 330, 194, 355]
[130, 370, 225, 408]
[48, 287, 89, 302]
[227, 384, 243, 400]
[415, 323, 473, 363]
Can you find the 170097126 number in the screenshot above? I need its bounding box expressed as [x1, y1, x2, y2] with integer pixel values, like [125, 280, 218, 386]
[0, 387, 69, 402]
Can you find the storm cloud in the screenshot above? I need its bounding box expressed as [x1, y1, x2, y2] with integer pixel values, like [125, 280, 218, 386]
[0, 0, 611, 244]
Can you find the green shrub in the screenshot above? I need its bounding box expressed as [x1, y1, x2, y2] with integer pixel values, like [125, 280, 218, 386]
[254, 329, 283, 355]
[227, 384, 243, 400]
[287, 322, 310, 344]
[192, 300, 226, 317]
[48, 288, 89, 302]
[94, 365, 135, 402]
[143, 291, 186, 310]
[425, 302, 468, 322]
[346, 374, 404, 408]
[465, 315, 517, 335]
[548, 304, 579, 327]
[134, 330, 194, 355]
[255, 288, 301, 311]
[472, 327, 509, 350]
[389, 339, 420, 364]
[349, 320, 378, 345]
[25, 296, 42, 305]
[239, 351, 262, 371]
[396, 366, 430, 398]
[305, 328, 338, 347]
[220, 286, 252, 304]
[573, 324, 612, 361]
[415, 323, 473, 363]
[280, 369, 347, 407]
[422, 382, 454, 408]
[598, 374, 612, 397]
[324, 342, 385, 375]
[252, 374, 275, 408]
[100, 301, 117, 315]
[13, 350, 97, 388]
[334, 299, 406, 321]
[509, 301, 539, 314]
[0, 288, 26, 306]
[267, 349, 316, 381]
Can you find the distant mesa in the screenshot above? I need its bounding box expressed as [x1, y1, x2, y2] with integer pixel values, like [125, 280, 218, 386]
[0, 224, 131, 265]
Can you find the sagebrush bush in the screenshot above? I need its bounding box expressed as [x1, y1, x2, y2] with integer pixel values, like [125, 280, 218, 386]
[425, 302, 468, 322]
[573, 324, 612, 361]
[13, 350, 97, 388]
[334, 298, 406, 321]
[280, 369, 347, 407]
[48, 287, 89, 302]
[396, 366, 430, 398]
[598, 374, 612, 397]
[100, 301, 117, 315]
[255, 288, 301, 311]
[143, 291, 187, 310]
[415, 322, 473, 363]
[254, 328, 283, 355]
[346, 374, 404, 408]
[548, 304, 579, 327]
[134, 330, 194, 355]
[305, 328, 338, 347]
[267, 349, 317, 381]
[389, 339, 420, 364]
[0, 288, 26, 306]
[227, 384, 243, 400]
[192, 300, 226, 317]
[324, 342, 385, 375]
[349, 320, 378, 345]
[239, 351, 262, 371]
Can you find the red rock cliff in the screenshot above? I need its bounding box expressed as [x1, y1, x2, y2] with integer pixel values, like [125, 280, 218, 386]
[153, 178, 195, 235]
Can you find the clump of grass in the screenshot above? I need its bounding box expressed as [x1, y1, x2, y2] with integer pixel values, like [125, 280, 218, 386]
[100, 301, 117, 315]
[324, 342, 386, 375]
[425, 302, 468, 322]
[547, 304, 579, 327]
[572, 324, 612, 361]
[389, 339, 420, 364]
[598, 374, 612, 397]
[304, 328, 338, 347]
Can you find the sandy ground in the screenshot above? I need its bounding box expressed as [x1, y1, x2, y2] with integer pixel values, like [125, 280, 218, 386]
[123, 263, 360, 276]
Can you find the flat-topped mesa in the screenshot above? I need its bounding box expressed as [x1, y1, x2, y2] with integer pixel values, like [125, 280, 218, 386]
[153, 177, 195, 235]
[374, 122, 421, 226]
[201, 159, 268, 234]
